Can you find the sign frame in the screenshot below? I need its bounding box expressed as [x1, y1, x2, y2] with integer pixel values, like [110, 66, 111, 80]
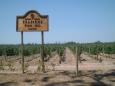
[16, 10, 48, 73]
[16, 10, 49, 32]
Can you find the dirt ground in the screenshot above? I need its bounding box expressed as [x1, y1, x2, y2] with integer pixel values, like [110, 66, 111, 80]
[0, 70, 115, 86]
[0, 48, 115, 86]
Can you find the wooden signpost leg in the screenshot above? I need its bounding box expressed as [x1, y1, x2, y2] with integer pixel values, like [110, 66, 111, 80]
[41, 31, 45, 72]
[21, 32, 24, 73]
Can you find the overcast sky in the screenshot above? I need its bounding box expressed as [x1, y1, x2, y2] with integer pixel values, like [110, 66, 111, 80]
[0, 0, 115, 44]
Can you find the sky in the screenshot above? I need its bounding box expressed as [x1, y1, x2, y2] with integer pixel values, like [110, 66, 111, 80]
[0, 0, 115, 44]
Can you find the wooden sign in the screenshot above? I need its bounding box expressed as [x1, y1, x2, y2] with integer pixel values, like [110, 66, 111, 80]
[16, 10, 48, 32]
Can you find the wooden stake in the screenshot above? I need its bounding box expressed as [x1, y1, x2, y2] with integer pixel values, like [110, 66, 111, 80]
[41, 31, 45, 72]
[76, 47, 79, 76]
[103, 45, 104, 54]
[89, 47, 90, 54]
[21, 31, 24, 73]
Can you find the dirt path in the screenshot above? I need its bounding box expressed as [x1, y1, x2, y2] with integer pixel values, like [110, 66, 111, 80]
[64, 47, 76, 65]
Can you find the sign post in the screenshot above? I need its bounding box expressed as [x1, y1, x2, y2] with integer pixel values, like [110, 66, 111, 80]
[16, 10, 48, 73]
[41, 31, 45, 72]
[21, 31, 24, 73]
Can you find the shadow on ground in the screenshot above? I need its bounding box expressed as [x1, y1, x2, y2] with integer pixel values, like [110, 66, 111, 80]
[0, 82, 18, 86]
[44, 70, 115, 86]
[44, 80, 84, 86]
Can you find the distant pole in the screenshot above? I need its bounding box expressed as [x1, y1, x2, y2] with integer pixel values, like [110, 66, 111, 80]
[76, 47, 79, 76]
[103, 45, 104, 54]
[41, 31, 45, 72]
[21, 31, 24, 73]
[89, 47, 90, 54]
